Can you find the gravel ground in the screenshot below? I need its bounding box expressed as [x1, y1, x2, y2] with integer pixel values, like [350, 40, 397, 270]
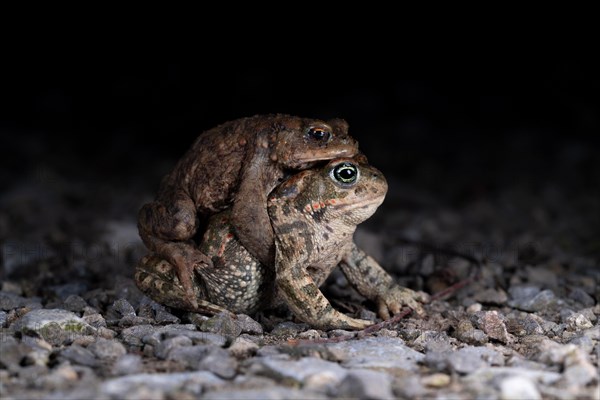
[1, 136, 599, 399]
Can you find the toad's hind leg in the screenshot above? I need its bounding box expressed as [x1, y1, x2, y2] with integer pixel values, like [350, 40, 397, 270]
[135, 254, 230, 316]
[138, 192, 214, 309]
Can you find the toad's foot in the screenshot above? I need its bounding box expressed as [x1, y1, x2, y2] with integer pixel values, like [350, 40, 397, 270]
[377, 286, 430, 320]
[317, 311, 373, 331]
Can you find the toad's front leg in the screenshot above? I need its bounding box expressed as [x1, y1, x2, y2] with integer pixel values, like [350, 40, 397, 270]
[275, 248, 372, 330]
[340, 243, 429, 320]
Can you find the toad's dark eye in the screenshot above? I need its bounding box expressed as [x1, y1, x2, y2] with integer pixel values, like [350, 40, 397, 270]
[307, 127, 331, 142]
[331, 162, 359, 184]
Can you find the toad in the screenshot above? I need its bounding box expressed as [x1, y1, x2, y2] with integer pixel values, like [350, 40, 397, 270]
[136, 157, 428, 330]
[138, 115, 358, 308]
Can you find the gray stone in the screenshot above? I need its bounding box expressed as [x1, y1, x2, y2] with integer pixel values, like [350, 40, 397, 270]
[112, 354, 143, 376]
[0, 336, 27, 371]
[0, 310, 6, 327]
[411, 330, 453, 352]
[499, 375, 541, 400]
[228, 336, 259, 358]
[508, 285, 540, 301]
[120, 324, 157, 347]
[107, 298, 136, 320]
[1, 281, 23, 295]
[58, 344, 99, 367]
[473, 288, 508, 305]
[154, 335, 193, 359]
[455, 319, 488, 345]
[582, 325, 599, 340]
[62, 295, 88, 313]
[155, 308, 180, 324]
[167, 345, 211, 368]
[39, 362, 81, 390]
[359, 308, 378, 322]
[579, 307, 597, 323]
[447, 346, 504, 374]
[256, 345, 286, 358]
[142, 324, 228, 347]
[568, 287, 596, 307]
[137, 298, 181, 324]
[525, 265, 558, 289]
[564, 313, 593, 331]
[463, 367, 561, 386]
[328, 329, 356, 339]
[421, 373, 451, 388]
[270, 321, 310, 336]
[474, 310, 511, 344]
[569, 335, 594, 354]
[508, 288, 560, 312]
[11, 309, 94, 345]
[250, 357, 347, 389]
[298, 329, 322, 340]
[326, 337, 424, 372]
[200, 311, 242, 338]
[88, 338, 127, 360]
[197, 347, 238, 379]
[100, 371, 224, 397]
[530, 340, 590, 368]
[562, 347, 597, 386]
[236, 314, 263, 335]
[392, 375, 427, 398]
[376, 328, 399, 338]
[81, 312, 107, 329]
[203, 387, 328, 400]
[505, 312, 544, 336]
[0, 291, 42, 311]
[336, 369, 394, 399]
[19, 335, 52, 367]
[167, 345, 237, 379]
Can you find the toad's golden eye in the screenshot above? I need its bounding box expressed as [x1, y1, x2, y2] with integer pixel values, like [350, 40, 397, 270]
[331, 162, 359, 184]
[307, 127, 331, 142]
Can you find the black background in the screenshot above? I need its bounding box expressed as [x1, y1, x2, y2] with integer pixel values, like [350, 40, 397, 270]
[1, 56, 598, 206]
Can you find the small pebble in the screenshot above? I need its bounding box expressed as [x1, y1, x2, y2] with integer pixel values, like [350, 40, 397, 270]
[455, 320, 488, 345]
[474, 310, 511, 344]
[298, 329, 322, 340]
[63, 295, 89, 313]
[466, 303, 483, 314]
[565, 313, 593, 331]
[88, 338, 127, 360]
[112, 354, 143, 376]
[228, 336, 259, 358]
[270, 321, 310, 336]
[200, 312, 242, 338]
[328, 329, 356, 339]
[336, 369, 394, 399]
[422, 373, 451, 388]
[235, 314, 263, 335]
[568, 288, 595, 307]
[154, 336, 193, 359]
[58, 344, 99, 368]
[499, 375, 541, 400]
[196, 347, 238, 379]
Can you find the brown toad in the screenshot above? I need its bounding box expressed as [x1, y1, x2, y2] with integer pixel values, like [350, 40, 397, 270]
[138, 115, 358, 308]
[136, 157, 428, 330]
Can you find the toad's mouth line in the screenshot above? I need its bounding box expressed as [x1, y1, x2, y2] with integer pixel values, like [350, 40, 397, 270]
[323, 197, 386, 212]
